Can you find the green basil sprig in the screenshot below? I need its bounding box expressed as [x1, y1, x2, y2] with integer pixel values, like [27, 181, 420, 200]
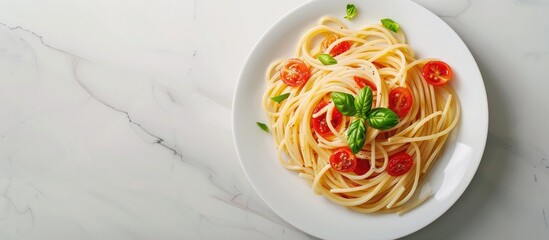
[367, 108, 399, 130]
[344, 4, 357, 20]
[381, 18, 400, 33]
[331, 86, 399, 154]
[271, 93, 290, 103]
[256, 122, 269, 133]
[318, 53, 337, 65]
[347, 118, 366, 154]
[330, 92, 356, 116]
[354, 86, 373, 118]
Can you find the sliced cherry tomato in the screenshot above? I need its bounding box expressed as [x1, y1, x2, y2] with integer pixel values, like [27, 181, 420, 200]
[330, 148, 357, 172]
[389, 87, 413, 118]
[320, 34, 351, 57]
[353, 159, 371, 175]
[353, 76, 377, 91]
[311, 101, 343, 137]
[387, 152, 414, 176]
[280, 58, 310, 87]
[422, 61, 453, 86]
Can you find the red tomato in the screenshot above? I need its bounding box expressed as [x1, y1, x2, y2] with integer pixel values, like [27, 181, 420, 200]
[387, 152, 414, 176]
[330, 148, 357, 172]
[320, 34, 351, 57]
[422, 61, 453, 86]
[311, 101, 343, 137]
[389, 87, 413, 118]
[353, 76, 377, 91]
[353, 159, 371, 175]
[280, 58, 310, 87]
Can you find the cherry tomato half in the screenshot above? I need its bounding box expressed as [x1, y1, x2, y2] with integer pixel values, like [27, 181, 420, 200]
[422, 61, 453, 86]
[311, 101, 343, 137]
[330, 148, 357, 172]
[387, 152, 414, 176]
[389, 87, 413, 118]
[353, 159, 371, 175]
[320, 34, 351, 57]
[280, 58, 310, 87]
[353, 76, 377, 91]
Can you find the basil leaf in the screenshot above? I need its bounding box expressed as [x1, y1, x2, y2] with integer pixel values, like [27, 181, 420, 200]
[381, 18, 400, 33]
[344, 4, 357, 20]
[354, 86, 373, 119]
[330, 92, 356, 116]
[347, 118, 367, 154]
[367, 108, 399, 130]
[318, 54, 337, 65]
[256, 122, 269, 133]
[270, 93, 290, 103]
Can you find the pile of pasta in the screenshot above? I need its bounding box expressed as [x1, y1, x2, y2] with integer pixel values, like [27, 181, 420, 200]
[262, 16, 460, 213]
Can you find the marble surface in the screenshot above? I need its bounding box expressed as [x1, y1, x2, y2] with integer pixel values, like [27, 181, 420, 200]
[0, 0, 548, 239]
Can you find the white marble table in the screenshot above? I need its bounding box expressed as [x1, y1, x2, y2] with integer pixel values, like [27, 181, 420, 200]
[0, 0, 548, 239]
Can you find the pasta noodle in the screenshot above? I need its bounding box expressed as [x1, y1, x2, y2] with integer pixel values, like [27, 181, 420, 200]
[261, 16, 460, 213]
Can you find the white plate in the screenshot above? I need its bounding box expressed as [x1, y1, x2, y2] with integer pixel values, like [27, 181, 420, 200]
[232, 0, 488, 239]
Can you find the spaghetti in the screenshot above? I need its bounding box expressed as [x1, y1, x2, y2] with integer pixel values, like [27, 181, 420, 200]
[261, 16, 460, 213]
